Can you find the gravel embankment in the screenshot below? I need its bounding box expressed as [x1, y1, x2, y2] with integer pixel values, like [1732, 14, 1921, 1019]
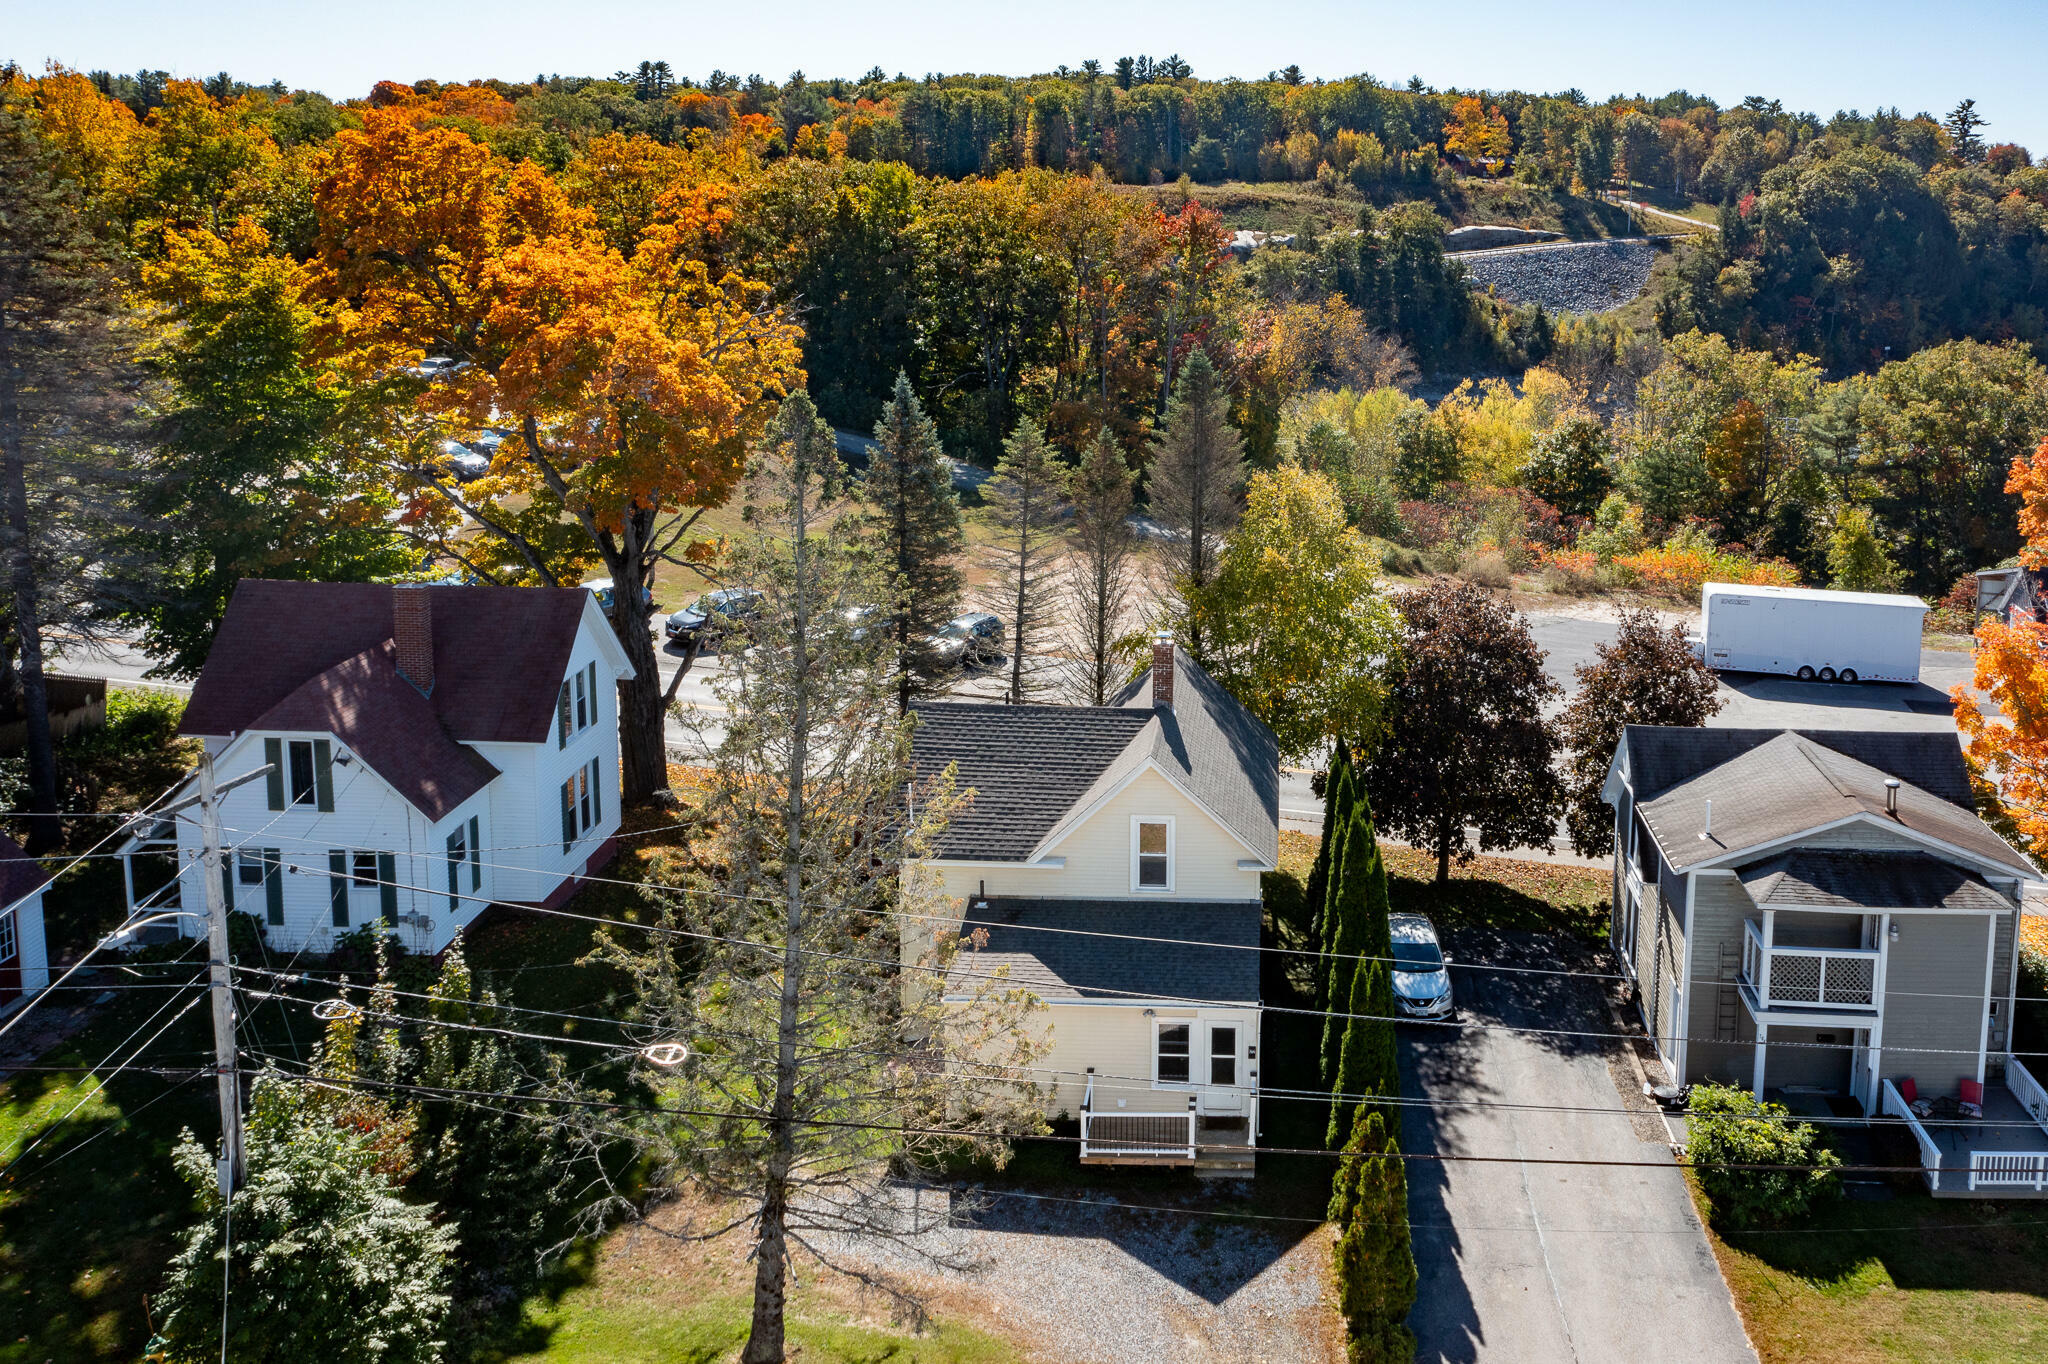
[823, 1185, 1341, 1364]
[1455, 237, 1660, 314]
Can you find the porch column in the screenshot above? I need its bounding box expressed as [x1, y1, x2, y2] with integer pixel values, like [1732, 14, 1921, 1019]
[1757, 909, 1775, 1006]
[1752, 1022, 1769, 1101]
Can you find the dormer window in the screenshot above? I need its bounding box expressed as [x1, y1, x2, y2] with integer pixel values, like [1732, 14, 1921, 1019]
[1132, 817, 1174, 892]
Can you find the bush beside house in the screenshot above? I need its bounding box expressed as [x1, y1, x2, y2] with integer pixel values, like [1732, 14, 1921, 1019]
[1686, 1084, 1842, 1230]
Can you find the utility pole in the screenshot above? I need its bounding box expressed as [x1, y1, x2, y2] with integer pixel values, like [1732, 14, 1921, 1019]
[197, 749, 243, 1194]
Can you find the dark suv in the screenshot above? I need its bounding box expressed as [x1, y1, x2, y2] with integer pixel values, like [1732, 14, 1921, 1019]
[664, 588, 763, 648]
[930, 611, 1004, 668]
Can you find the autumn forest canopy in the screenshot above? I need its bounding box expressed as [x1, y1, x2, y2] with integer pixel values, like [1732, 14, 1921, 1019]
[5, 54, 2048, 734]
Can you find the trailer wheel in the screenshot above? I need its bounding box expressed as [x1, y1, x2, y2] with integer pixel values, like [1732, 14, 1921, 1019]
[1797, 666, 1817, 681]
[1839, 668, 1858, 684]
[1818, 667, 1838, 682]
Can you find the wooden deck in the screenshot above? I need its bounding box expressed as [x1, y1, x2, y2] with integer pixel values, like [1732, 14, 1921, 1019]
[1921, 1087, 2048, 1197]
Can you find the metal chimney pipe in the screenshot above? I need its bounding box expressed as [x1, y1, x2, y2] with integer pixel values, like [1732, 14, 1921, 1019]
[1698, 798, 1713, 841]
[1885, 779, 1901, 817]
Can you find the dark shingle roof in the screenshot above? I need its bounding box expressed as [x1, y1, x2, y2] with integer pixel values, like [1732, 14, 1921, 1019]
[1738, 849, 2013, 912]
[1108, 646, 1281, 865]
[947, 898, 1261, 1002]
[249, 641, 500, 821]
[1624, 727, 1975, 808]
[909, 705, 1154, 860]
[180, 580, 595, 746]
[0, 835, 51, 910]
[911, 645, 1279, 865]
[1638, 732, 2034, 876]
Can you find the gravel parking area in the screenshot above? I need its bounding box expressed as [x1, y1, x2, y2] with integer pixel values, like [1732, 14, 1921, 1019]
[1457, 238, 1660, 314]
[825, 1186, 1342, 1364]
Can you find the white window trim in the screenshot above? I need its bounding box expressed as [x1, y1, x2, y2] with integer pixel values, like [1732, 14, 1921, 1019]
[1207, 1021, 1242, 1088]
[1130, 815, 1175, 894]
[1152, 1017, 1194, 1088]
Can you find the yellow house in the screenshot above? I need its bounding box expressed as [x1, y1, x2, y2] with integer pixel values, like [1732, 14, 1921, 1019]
[909, 638, 1277, 1173]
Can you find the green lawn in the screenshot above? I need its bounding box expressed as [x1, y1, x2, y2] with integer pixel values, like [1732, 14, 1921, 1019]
[1702, 1191, 2048, 1364]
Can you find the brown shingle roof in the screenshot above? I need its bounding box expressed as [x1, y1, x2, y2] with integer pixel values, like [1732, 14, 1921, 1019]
[250, 641, 500, 821]
[0, 835, 51, 910]
[1738, 849, 2013, 912]
[181, 580, 593, 746]
[1639, 732, 2035, 877]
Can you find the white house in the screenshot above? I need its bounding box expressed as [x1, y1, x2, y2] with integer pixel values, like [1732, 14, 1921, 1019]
[0, 835, 52, 1009]
[119, 580, 633, 956]
[908, 638, 1278, 1172]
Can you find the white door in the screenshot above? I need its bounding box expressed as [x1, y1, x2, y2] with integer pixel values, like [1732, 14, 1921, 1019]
[1197, 1017, 1250, 1115]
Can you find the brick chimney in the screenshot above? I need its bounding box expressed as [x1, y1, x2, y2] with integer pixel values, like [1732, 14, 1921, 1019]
[394, 584, 435, 695]
[1150, 632, 1175, 709]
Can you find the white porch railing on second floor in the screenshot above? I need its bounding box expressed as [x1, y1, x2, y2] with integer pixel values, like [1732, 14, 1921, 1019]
[1742, 919, 1880, 1011]
[1079, 1070, 1197, 1161]
[1879, 1078, 1940, 1191]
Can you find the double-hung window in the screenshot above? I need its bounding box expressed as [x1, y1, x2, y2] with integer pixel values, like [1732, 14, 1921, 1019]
[560, 758, 604, 851]
[1155, 1022, 1192, 1085]
[1132, 817, 1173, 892]
[1208, 1025, 1238, 1086]
[446, 826, 467, 911]
[558, 663, 603, 748]
[0, 910, 16, 965]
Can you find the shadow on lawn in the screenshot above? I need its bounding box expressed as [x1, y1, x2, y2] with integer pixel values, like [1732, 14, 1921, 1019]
[1718, 1197, 2048, 1296]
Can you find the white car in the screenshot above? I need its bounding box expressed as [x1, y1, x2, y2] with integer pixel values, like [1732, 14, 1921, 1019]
[1389, 913, 1454, 1020]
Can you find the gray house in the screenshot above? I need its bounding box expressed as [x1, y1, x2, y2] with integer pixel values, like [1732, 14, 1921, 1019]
[1604, 727, 2048, 1194]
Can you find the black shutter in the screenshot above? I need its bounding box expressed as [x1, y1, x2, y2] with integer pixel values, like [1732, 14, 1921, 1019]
[263, 849, 284, 926]
[328, 851, 349, 927]
[589, 758, 601, 827]
[557, 682, 572, 748]
[263, 738, 284, 810]
[313, 739, 334, 812]
[378, 852, 397, 923]
[446, 830, 462, 912]
[468, 815, 480, 890]
[587, 662, 599, 728]
[560, 780, 575, 852]
[220, 857, 234, 912]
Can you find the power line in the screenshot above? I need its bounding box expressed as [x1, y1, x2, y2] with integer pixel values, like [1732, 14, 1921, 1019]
[231, 965, 2048, 1134]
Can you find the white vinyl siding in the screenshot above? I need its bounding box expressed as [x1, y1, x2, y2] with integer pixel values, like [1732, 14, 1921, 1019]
[933, 769, 1262, 903]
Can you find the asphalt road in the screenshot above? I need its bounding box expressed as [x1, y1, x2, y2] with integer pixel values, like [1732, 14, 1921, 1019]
[1402, 927, 1756, 1364]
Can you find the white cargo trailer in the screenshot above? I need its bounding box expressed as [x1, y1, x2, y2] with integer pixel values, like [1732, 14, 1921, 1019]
[1689, 583, 1928, 683]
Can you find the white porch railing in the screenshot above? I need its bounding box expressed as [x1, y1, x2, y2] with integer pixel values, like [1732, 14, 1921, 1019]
[1970, 1151, 2048, 1191]
[1741, 919, 1879, 1011]
[2010, 1055, 2048, 1129]
[1971, 1056, 2048, 1191]
[1079, 1070, 1197, 1161]
[1879, 1078, 1941, 1191]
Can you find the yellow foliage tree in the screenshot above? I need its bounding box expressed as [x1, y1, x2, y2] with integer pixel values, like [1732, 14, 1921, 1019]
[1443, 96, 1512, 171]
[1957, 436, 2048, 852]
[308, 112, 803, 801]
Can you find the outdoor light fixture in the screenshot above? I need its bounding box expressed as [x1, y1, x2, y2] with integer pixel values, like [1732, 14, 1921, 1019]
[1142, 1008, 1156, 1018]
[1889, 921, 1901, 943]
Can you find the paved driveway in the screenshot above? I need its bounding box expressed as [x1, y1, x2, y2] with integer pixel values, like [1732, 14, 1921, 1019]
[1401, 928, 1756, 1364]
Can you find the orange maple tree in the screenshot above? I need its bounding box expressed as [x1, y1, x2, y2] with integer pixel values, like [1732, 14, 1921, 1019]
[1956, 436, 2048, 851]
[309, 111, 803, 800]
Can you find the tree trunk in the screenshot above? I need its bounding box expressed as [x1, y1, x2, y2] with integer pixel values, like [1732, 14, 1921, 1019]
[742, 1177, 791, 1364]
[606, 506, 673, 806]
[0, 353, 57, 853]
[1435, 826, 1452, 886]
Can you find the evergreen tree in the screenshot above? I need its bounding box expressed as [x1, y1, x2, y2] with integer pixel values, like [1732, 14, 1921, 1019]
[1328, 1106, 1418, 1364]
[1066, 430, 1139, 705]
[1325, 793, 1398, 1145]
[1320, 789, 1386, 1091]
[982, 418, 1069, 702]
[0, 87, 150, 852]
[1826, 505, 1902, 593]
[150, 1076, 457, 1363]
[1148, 349, 1243, 654]
[1304, 744, 1354, 990]
[862, 372, 964, 711]
[1943, 98, 1988, 164]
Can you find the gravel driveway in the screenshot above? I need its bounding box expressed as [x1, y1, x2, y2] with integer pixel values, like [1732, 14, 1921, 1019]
[825, 1186, 1341, 1364]
[1456, 238, 1661, 314]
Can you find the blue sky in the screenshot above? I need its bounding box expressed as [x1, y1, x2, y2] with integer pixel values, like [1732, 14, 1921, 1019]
[12, 1, 2046, 153]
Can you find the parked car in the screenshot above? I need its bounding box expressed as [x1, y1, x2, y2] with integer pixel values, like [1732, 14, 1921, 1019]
[665, 587, 763, 648]
[930, 612, 1004, 668]
[437, 439, 491, 482]
[843, 603, 883, 642]
[582, 576, 654, 618]
[1389, 913, 1453, 1020]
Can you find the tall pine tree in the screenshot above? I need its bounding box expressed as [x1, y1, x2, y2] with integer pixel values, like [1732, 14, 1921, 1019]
[1324, 789, 1399, 1144]
[1306, 744, 1354, 996]
[862, 372, 964, 711]
[982, 418, 1068, 703]
[1065, 430, 1139, 706]
[1148, 348, 1243, 656]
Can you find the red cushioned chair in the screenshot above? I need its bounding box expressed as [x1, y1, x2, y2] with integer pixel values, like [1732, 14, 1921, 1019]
[1897, 1076, 1918, 1106]
[1959, 1078, 1984, 1133]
